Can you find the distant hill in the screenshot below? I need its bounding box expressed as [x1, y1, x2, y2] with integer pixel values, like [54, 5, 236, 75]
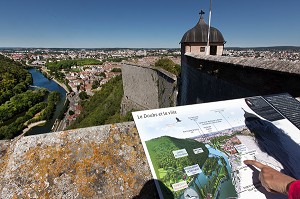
[226, 46, 300, 51]
[0, 47, 181, 51]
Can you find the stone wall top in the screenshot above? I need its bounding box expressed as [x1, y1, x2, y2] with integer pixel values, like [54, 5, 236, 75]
[185, 52, 300, 75]
[0, 122, 157, 198]
[122, 62, 177, 80]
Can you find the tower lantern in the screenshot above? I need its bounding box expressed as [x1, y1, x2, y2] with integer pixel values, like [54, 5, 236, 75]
[180, 10, 225, 56]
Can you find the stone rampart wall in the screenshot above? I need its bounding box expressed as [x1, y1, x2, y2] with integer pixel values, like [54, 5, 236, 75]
[180, 54, 300, 105]
[121, 63, 177, 114]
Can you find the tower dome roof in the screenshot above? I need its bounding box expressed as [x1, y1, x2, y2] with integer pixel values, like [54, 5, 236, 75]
[181, 12, 225, 44]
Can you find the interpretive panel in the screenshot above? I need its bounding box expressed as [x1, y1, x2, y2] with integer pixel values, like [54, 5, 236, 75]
[133, 93, 300, 199]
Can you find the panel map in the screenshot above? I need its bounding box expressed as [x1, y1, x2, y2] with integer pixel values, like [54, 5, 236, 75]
[133, 94, 300, 199]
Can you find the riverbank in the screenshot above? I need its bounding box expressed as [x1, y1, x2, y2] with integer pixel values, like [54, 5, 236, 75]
[26, 68, 67, 135]
[23, 121, 47, 134]
[50, 77, 70, 94]
[37, 66, 70, 93]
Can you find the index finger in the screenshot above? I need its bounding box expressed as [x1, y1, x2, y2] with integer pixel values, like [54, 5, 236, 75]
[244, 160, 266, 169]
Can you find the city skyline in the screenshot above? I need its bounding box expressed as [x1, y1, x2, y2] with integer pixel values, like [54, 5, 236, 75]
[1, 0, 300, 48]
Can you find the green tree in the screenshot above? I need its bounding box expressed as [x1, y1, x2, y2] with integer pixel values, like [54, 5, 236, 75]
[39, 91, 61, 121]
[68, 75, 132, 129]
[0, 89, 48, 123]
[111, 68, 121, 72]
[0, 55, 32, 105]
[154, 58, 180, 76]
[92, 80, 101, 89]
[99, 72, 106, 78]
[79, 91, 88, 100]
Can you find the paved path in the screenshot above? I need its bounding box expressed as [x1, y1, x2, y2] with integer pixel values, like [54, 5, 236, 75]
[21, 120, 46, 137]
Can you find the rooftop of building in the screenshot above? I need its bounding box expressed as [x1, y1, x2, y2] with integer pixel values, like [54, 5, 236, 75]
[180, 10, 225, 44]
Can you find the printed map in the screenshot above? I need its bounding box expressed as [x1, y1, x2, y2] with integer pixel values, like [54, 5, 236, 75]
[133, 96, 300, 199]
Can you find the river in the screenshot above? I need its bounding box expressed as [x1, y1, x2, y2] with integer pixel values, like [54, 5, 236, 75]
[184, 144, 237, 199]
[26, 68, 67, 135]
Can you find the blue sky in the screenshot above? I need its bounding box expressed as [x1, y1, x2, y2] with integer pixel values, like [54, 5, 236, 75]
[0, 0, 300, 48]
[133, 98, 248, 141]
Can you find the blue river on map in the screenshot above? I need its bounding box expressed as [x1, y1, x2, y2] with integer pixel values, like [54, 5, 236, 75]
[186, 145, 237, 199]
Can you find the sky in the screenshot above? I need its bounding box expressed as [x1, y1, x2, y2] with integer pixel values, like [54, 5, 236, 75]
[0, 0, 300, 48]
[133, 98, 248, 141]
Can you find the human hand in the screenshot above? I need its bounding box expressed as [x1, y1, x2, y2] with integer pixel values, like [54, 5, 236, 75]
[244, 160, 296, 195]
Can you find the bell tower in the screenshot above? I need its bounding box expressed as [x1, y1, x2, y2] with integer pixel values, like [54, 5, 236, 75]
[180, 10, 225, 56]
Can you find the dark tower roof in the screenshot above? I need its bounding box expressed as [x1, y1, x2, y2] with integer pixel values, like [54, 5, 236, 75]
[181, 12, 225, 44]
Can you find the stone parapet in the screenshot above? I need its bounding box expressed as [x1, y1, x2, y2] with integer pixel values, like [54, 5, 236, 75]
[186, 53, 300, 75]
[180, 53, 300, 105]
[0, 122, 158, 198]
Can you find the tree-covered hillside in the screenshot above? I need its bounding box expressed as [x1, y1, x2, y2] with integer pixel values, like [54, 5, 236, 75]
[0, 90, 60, 139]
[45, 58, 102, 71]
[0, 54, 32, 104]
[45, 58, 103, 81]
[146, 136, 209, 175]
[0, 55, 61, 139]
[146, 136, 209, 198]
[154, 58, 180, 76]
[67, 75, 133, 129]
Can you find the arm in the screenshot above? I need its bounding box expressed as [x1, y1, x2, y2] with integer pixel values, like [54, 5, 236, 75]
[244, 160, 296, 195]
